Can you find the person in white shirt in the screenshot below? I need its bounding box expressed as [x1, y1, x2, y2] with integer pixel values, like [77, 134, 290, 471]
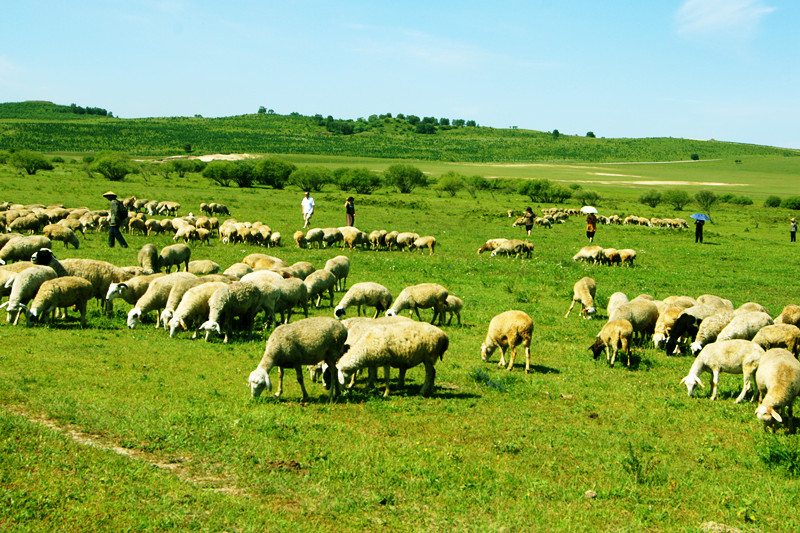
[301, 191, 315, 228]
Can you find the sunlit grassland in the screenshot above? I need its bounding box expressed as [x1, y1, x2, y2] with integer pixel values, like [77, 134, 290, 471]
[2, 158, 800, 531]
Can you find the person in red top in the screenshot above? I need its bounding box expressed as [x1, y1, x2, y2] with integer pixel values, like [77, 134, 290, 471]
[586, 213, 597, 242]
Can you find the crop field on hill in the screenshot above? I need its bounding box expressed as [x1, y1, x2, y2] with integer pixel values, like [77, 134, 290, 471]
[2, 156, 800, 532]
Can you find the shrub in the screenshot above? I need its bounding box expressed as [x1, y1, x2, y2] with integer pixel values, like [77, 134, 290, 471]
[90, 151, 135, 181]
[781, 197, 800, 210]
[435, 171, 465, 197]
[202, 160, 234, 187]
[663, 189, 691, 210]
[10, 150, 54, 175]
[718, 194, 753, 206]
[385, 164, 427, 193]
[333, 167, 382, 194]
[764, 195, 782, 208]
[517, 179, 572, 203]
[639, 190, 662, 208]
[574, 190, 600, 206]
[253, 157, 296, 189]
[230, 160, 254, 188]
[288, 166, 332, 192]
[695, 190, 718, 212]
[51, 156, 64, 163]
[0, 151, 9, 164]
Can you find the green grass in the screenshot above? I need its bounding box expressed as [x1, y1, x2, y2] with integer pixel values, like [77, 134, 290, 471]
[3, 156, 800, 532]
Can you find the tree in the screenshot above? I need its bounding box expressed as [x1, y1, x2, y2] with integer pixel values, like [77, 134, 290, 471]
[694, 190, 718, 213]
[406, 115, 420, 126]
[202, 160, 234, 187]
[435, 171, 465, 197]
[517, 178, 571, 203]
[384, 164, 428, 193]
[691, 153, 700, 161]
[465, 120, 477, 127]
[574, 190, 600, 206]
[230, 160, 254, 188]
[253, 157, 296, 189]
[183, 143, 192, 153]
[91, 151, 135, 181]
[334, 167, 382, 194]
[9, 150, 53, 175]
[288, 166, 332, 192]
[765, 195, 782, 208]
[552, 129, 560, 139]
[663, 189, 691, 210]
[639, 190, 662, 208]
[416, 122, 436, 134]
[167, 158, 199, 178]
[257, 106, 267, 114]
[586, 131, 596, 138]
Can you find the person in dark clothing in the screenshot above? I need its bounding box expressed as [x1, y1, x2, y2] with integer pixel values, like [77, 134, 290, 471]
[103, 191, 128, 248]
[792, 218, 797, 242]
[586, 213, 597, 242]
[521, 207, 534, 236]
[695, 219, 705, 244]
[345, 196, 355, 227]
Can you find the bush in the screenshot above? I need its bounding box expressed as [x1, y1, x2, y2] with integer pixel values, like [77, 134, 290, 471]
[385, 164, 428, 193]
[202, 160, 234, 187]
[253, 157, 296, 189]
[639, 190, 662, 208]
[517, 179, 571, 203]
[10, 150, 54, 175]
[663, 189, 691, 210]
[764, 195, 782, 208]
[288, 166, 332, 192]
[574, 190, 600, 206]
[0, 151, 9, 164]
[435, 171, 465, 197]
[230, 160, 254, 188]
[333, 167, 382, 194]
[51, 156, 64, 163]
[781, 197, 800, 210]
[694, 190, 718, 212]
[717, 193, 753, 206]
[90, 151, 135, 181]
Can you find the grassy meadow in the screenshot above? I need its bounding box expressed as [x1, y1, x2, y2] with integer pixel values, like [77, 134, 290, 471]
[2, 154, 800, 532]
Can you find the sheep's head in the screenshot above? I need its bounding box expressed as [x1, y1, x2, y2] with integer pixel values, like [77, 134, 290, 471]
[199, 320, 221, 341]
[126, 308, 142, 329]
[755, 405, 783, 424]
[581, 307, 596, 319]
[106, 282, 126, 302]
[652, 333, 665, 349]
[160, 309, 174, 328]
[689, 341, 704, 356]
[385, 309, 396, 318]
[31, 248, 55, 265]
[168, 317, 185, 338]
[679, 375, 704, 396]
[249, 368, 271, 398]
[588, 337, 604, 359]
[480, 343, 496, 361]
[334, 306, 346, 319]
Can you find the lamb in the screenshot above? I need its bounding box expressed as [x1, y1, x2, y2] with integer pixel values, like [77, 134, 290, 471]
[572, 245, 605, 264]
[106, 273, 166, 307]
[477, 238, 510, 254]
[42, 224, 80, 249]
[167, 281, 229, 338]
[0, 266, 57, 324]
[249, 317, 349, 401]
[158, 244, 191, 273]
[565, 277, 596, 319]
[589, 319, 634, 367]
[409, 236, 436, 255]
[689, 311, 736, 355]
[188, 260, 220, 275]
[755, 348, 800, 432]
[443, 295, 463, 326]
[752, 324, 800, 356]
[715, 311, 774, 343]
[606, 292, 629, 319]
[679, 340, 765, 402]
[199, 281, 268, 343]
[127, 272, 197, 329]
[609, 299, 659, 344]
[21, 276, 94, 328]
[774, 305, 800, 327]
[138, 243, 160, 274]
[324, 255, 350, 292]
[385, 283, 448, 325]
[395, 232, 420, 251]
[334, 282, 393, 319]
[480, 310, 534, 373]
[303, 269, 338, 308]
[336, 321, 449, 397]
[0, 236, 52, 265]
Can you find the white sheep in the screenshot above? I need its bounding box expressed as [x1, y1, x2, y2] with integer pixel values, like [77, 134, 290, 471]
[159, 243, 191, 273]
[272, 277, 308, 324]
[409, 236, 436, 255]
[617, 249, 637, 266]
[696, 294, 734, 311]
[138, 244, 160, 274]
[679, 340, 765, 402]
[336, 321, 449, 397]
[477, 238, 510, 254]
[58, 258, 132, 311]
[752, 324, 800, 356]
[324, 255, 350, 292]
[589, 319, 634, 367]
[159, 275, 207, 329]
[293, 230, 308, 248]
[385, 283, 448, 325]
[572, 245, 605, 264]
[21, 276, 94, 328]
[755, 348, 800, 432]
[249, 317, 349, 401]
[480, 310, 534, 372]
[334, 282, 393, 319]
[609, 300, 659, 345]
[42, 224, 80, 249]
[188, 260, 220, 275]
[735, 302, 769, 315]
[0, 266, 57, 324]
[565, 277, 596, 319]
[305, 228, 324, 248]
[490, 239, 533, 259]
[199, 281, 267, 343]
[0, 236, 52, 265]
[443, 295, 463, 326]
[606, 292, 629, 319]
[273, 261, 315, 280]
[303, 269, 338, 308]
[715, 311, 774, 343]
[223, 262, 254, 278]
[653, 306, 686, 349]
[127, 272, 197, 329]
[167, 281, 229, 338]
[395, 232, 420, 251]
[774, 304, 800, 327]
[689, 311, 735, 355]
[106, 273, 166, 308]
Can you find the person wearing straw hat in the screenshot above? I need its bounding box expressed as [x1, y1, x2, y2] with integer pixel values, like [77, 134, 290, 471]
[791, 217, 797, 242]
[344, 196, 355, 227]
[103, 191, 128, 248]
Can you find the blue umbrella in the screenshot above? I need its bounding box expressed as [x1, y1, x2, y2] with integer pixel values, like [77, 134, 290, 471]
[690, 213, 711, 221]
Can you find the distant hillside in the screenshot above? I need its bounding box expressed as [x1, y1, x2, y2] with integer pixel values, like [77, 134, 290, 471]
[0, 101, 796, 163]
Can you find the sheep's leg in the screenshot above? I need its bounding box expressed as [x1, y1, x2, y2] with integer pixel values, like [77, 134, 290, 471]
[398, 368, 406, 388]
[421, 361, 436, 397]
[412, 307, 422, 321]
[274, 367, 285, 398]
[456, 312, 461, 326]
[357, 305, 362, 317]
[524, 344, 531, 373]
[328, 288, 334, 308]
[735, 373, 752, 404]
[710, 370, 720, 401]
[497, 348, 507, 369]
[609, 344, 617, 367]
[383, 366, 391, 397]
[622, 338, 631, 368]
[565, 299, 576, 318]
[506, 346, 517, 371]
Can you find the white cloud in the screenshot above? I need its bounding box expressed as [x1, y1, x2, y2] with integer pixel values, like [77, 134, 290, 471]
[676, 0, 775, 37]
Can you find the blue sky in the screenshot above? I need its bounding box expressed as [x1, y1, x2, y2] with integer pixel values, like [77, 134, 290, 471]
[2, 1, 798, 148]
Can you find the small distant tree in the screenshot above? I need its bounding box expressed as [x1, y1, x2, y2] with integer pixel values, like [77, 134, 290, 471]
[452, 119, 465, 127]
[416, 122, 436, 134]
[552, 129, 560, 139]
[465, 119, 477, 127]
[202, 160, 234, 187]
[288, 166, 332, 192]
[517, 178, 571, 203]
[781, 197, 800, 210]
[347, 168, 382, 194]
[385, 164, 427, 193]
[257, 106, 267, 115]
[586, 131, 596, 138]
[10, 150, 53, 175]
[639, 190, 662, 208]
[253, 157, 296, 189]
[91, 151, 135, 181]
[765, 195, 782, 208]
[695, 190, 718, 213]
[574, 190, 600, 206]
[663, 189, 691, 210]
[435, 171, 465, 197]
[167, 158, 198, 178]
[690, 154, 700, 161]
[406, 115, 420, 126]
[183, 143, 192, 153]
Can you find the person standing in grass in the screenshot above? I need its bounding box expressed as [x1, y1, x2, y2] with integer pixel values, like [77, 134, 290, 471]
[695, 219, 705, 243]
[103, 191, 128, 248]
[792, 218, 797, 242]
[586, 212, 597, 243]
[521, 207, 534, 236]
[345, 196, 355, 227]
[301, 191, 315, 229]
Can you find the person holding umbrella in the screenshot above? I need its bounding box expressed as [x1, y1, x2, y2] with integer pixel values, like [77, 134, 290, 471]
[791, 217, 797, 243]
[690, 213, 710, 243]
[581, 206, 598, 242]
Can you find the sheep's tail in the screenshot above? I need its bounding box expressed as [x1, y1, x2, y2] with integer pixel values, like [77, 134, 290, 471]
[437, 335, 449, 361]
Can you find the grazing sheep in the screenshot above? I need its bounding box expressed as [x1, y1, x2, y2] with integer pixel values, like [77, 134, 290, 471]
[755, 348, 800, 432]
[159, 275, 207, 329]
[589, 319, 634, 367]
[138, 244, 160, 274]
[409, 236, 436, 255]
[304, 269, 338, 308]
[324, 255, 350, 292]
[606, 292, 629, 320]
[395, 232, 420, 251]
[0, 236, 52, 265]
[321, 227, 343, 248]
[617, 249, 637, 266]
[249, 317, 348, 401]
[127, 272, 197, 329]
[662, 295, 698, 309]
[22, 276, 93, 328]
[305, 228, 324, 248]
[199, 281, 266, 343]
[106, 273, 166, 307]
[337, 321, 449, 397]
[188, 260, 220, 275]
[477, 238, 510, 254]
[0, 266, 57, 324]
[490, 239, 533, 259]
[42, 224, 80, 249]
[58, 258, 131, 310]
[443, 295, 463, 326]
[716, 311, 774, 343]
[273, 261, 315, 280]
[368, 230, 388, 250]
[664, 304, 723, 355]
[752, 324, 800, 356]
[572, 245, 605, 264]
[609, 300, 659, 345]
[144, 219, 163, 236]
[775, 305, 800, 327]
[385, 283, 448, 325]
[0, 232, 25, 251]
[384, 231, 399, 250]
[334, 282, 393, 319]
[565, 277, 596, 319]
[269, 231, 282, 248]
[272, 277, 309, 324]
[735, 302, 769, 316]
[167, 281, 228, 338]
[159, 244, 191, 273]
[240, 270, 285, 285]
[480, 310, 534, 373]
[601, 248, 620, 265]
[653, 306, 686, 349]
[223, 262, 253, 278]
[689, 311, 735, 355]
[293, 230, 308, 248]
[243, 253, 289, 270]
[680, 340, 765, 402]
[697, 294, 734, 311]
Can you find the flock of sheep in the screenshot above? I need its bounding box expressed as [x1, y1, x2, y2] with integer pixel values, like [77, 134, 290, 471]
[509, 207, 690, 230]
[565, 274, 800, 432]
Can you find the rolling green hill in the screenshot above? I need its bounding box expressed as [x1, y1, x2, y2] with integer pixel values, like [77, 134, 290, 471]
[1, 101, 797, 163]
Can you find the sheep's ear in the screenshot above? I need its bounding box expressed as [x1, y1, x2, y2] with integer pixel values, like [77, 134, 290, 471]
[679, 377, 686, 386]
[118, 283, 127, 290]
[179, 319, 187, 330]
[771, 409, 783, 422]
[0, 302, 7, 310]
[696, 378, 704, 388]
[342, 343, 350, 353]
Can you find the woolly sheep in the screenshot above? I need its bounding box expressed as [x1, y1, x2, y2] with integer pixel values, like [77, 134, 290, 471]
[443, 295, 463, 326]
[0, 232, 24, 251]
[735, 302, 769, 316]
[368, 230, 387, 250]
[199, 281, 267, 343]
[269, 231, 282, 248]
[490, 239, 533, 259]
[106, 273, 166, 307]
[223, 262, 253, 278]
[242, 253, 289, 270]
[752, 324, 800, 356]
[337, 321, 448, 397]
[58, 258, 131, 311]
[774, 304, 800, 327]
[617, 249, 637, 266]
[324, 255, 350, 292]
[716, 311, 773, 343]
[240, 270, 285, 285]
[272, 277, 309, 324]
[167, 281, 229, 338]
[696, 294, 734, 311]
[609, 299, 659, 344]
[303, 269, 338, 308]
[395, 232, 420, 251]
[606, 292, 629, 319]
[29, 248, 67, 278]
[662, 295, 698, 309]
[572, 245, 605, 264]
[334, 282, 393, 319]
[386, 283, 448, 325]
[477, 238, 510, 254]
[480, 310, 534, 373]
[305, 228, 324, 248]
[680, 340, 765, 402]
[321, 227, 343, 248]
[0, 236, 52, 265]
[339, 227, 368, 250]
[0, 266, 57, 324]
[127, 272, 197, 329]
[755, 348, 800, 432]
[293, 230, 308, 248]
[249, 317, 348, 401]
[565, 277, 596, 319]
[188, 260, 220, 275]
[22, 276, 93, 328]
[42, 224, 80, 249]
[272, 261, 315, 280]
[409, 236, 436, 255]
[138, 243, 160, 274]
[688, 311, 735, 355]
[664, 304, 723, 355]
[653, 306, 685, 349]
[159, 275, 208, 329]
[384, 231, 399, 250]
[159, 243, 191, 273]
[589, 319, 634, 367]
